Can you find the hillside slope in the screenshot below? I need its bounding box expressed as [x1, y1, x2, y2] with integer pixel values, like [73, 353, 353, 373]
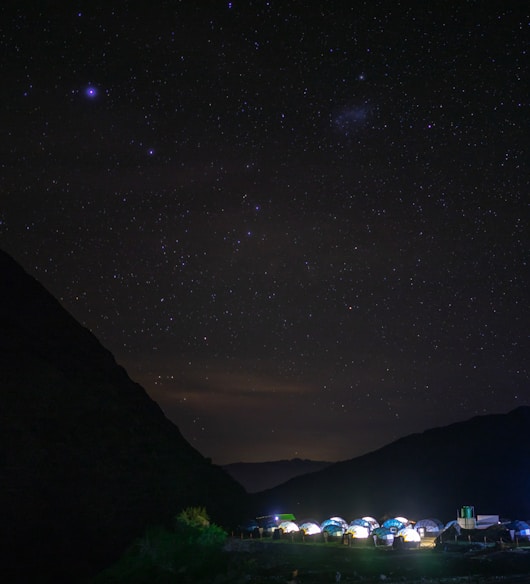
[0, 249, 248, 583]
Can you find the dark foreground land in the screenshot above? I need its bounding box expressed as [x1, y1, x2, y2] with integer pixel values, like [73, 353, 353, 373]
[223, 538, 530, 583]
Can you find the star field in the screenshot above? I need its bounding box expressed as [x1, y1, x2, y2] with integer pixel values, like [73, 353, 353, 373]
[1, 2, 528, 464]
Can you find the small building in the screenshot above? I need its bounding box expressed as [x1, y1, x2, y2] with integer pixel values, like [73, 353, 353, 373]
[457, 506, 499, 530]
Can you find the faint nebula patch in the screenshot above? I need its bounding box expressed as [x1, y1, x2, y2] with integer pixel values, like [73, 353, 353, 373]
[333, 103, 372, 135]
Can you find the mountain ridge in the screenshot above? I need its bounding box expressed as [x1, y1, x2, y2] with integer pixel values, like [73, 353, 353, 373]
[223, 458, 334, 492]
[252, 406, 530, 522]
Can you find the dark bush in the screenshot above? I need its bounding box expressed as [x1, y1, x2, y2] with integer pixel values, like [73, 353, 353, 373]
[91, 507, 228, 583]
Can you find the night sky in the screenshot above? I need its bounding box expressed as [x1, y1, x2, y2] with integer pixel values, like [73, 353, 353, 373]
[1, 2, 528, 465]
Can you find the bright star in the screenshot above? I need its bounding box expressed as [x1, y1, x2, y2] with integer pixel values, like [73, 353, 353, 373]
[84, 86, 98, 99]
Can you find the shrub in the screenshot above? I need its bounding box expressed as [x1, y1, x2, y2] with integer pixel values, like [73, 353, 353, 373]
[176, 506, 210, 528]
[91, 507, 228, 583]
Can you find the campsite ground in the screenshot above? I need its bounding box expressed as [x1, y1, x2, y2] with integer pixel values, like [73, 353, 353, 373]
[223, 538, 530, 582]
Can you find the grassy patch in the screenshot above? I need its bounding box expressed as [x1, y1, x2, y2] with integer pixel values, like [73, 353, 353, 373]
[222, 538, 530, 582]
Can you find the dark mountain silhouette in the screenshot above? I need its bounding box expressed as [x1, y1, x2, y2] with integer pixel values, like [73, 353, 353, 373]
[0, 249, 248, 583]
[252, 408, 530, 523]
[223, 458, 333, 492]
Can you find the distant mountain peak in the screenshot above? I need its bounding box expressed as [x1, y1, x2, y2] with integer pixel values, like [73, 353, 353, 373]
[223, 458, 333, 492]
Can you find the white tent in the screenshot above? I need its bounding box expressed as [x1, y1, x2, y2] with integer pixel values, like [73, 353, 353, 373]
[346, 524, 370, 539]
[349, 518, 372, 530]
[279, 520, 299, 533]
[299, 521, 321, 535]
[397, 527, 421, 545]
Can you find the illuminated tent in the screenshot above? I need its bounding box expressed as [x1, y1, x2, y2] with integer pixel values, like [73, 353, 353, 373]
[396, 527, 421, 548]
[382, 518, 406, 533]
[362, 516, 380, 530]
[330, 516, 348, 526]
[298, 521, 321, 535]
[350, 518, 372, 530]
[279, 520, 299, 533]
[346, 523, 370, 539]
[320, 517, 347, 537]
[321, 523, 344, 537]
[372, 526, 394, 546]
[415, 518, 444, 534]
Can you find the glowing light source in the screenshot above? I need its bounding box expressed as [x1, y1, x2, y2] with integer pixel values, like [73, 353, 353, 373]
[84, 86, 98, 99]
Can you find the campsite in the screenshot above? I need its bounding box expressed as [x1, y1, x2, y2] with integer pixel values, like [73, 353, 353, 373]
[90, 509, 530, 583]
[221, 511, 530, 583]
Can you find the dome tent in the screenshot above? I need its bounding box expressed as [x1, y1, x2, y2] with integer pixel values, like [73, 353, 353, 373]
[415, 518, 444, 534]
[298, 521, 321, 535]
[346, 523, 370, 539]
[383, 518, 406, 533]
[321, 517, 347, 537]
[373, 526, 394, 547]
[329, 516, 348, 526]
[278, 520, 299, 534]
[395, 526, 421, 548]
[362, 516, 380, 530]
[350, 518, 372, 529]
